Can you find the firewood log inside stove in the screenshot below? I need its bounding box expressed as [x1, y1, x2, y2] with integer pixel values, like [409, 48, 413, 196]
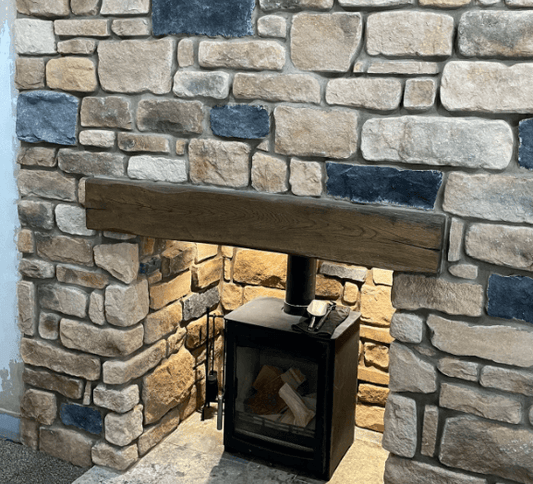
[279, 383, 315, 428]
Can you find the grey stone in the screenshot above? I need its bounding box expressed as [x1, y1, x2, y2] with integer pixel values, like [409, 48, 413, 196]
[71, 0, 99, 15]
[56, 263, 108, 289]
[291, 13, 362, 72]
[105, 278, 149, 327]
[438, 357, 479, 382]
[440, 416, 533, 484]
[480, 366, 533, 396]
[17, 281, 36, 336]
[198, 40, 286, 71]
[440, 382, 521, 424]
[320, 262, 367, 282]
[39, 283, 87, 318]
[17, 0, 68, 16]
[289, 159, 323, 197]
[19, 259, 55, 279]
[341, 0, 411, 5]
[189, 139, 250, 188]
[366, 12, 454, 57]
[382, 393, 417, 458]
[251, 152, 288, 194]
[233, 73, 320, 104]
[427, 314, 533, 368]
[103, 340, 166, 385]
[79, 130, 116, 148]
[136, 99, 203, 135]
[258, 15, 286, 38]
[15, 19, 56, 55]
[91, 442, 138, 471]
[326, 78, 402, 111]
[36, 233, 94, 267]
[38, 311, 60, 340]
[105, 404, 143, 446]
[18, 170, 76, 201]
[178, 38, 194, 67]
[40, 427, 95, 468]
[112, 18, 150, 37]
[390, 313, 423, 344]
[15, 58, 45, 90]
[144, 300, 182, 345]
[367, 60, 439, 75]
[459, 12, 533, 58]
[58, 149, 126, 177]
[21, 389, 57, 425]
[93, 384, 139, 413]
[94, 243, 138, 284]
[389, 342, 437, 393]
[449, 264, 478, 280]
[274, 106, 358, 159]
[17, 147, 56, 167]
[392, 275, 484, 317]
[441, 62, 533, 113]
[98, 39, 174, 94]
[173, 71, 230, 99]
[448, 218, 464, 262]
[384, 455, 488, 484]
[361, 116, 512, 169]
[81, 96, 133, 129]
[466, 223, 533, 271]
[55, 204, 95, 236]
[444, 173, 533, 224]
[18, 200, 54, 230]
[182, 286, 220, 321]
[20, 337, 100, 380]
[128, 156, 187, 183]
[23, 367, 83, 399]
[118, 133, 170, 153]
[60, 318, 143, 357]
[404, 78, 436, 111]
[100, 0, 149, 14]
[54, 19, 110, 37]
[421, 406, 438, 457]
[89, 291, 106, 325]
[260, 0, 332, 8]
[57, 38, 97, 54]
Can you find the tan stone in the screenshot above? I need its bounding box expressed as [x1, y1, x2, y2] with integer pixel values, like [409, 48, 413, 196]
[15, 58, 45, 90]
[17, 0, 69, 17]
[19, 418, 39, 451]
[142, 347, 196, 424]
[360, 325, 394, 344]
[89, 291, 105, 325]
[46, 57, 97, 92]
[137, 99, 203, 135]
[100, 0, 148, 14]
[23, 367, 84, 399]
[178, 38, 194, 67]
[364, 343, 389, 371]
[343, 282, 360, 305]
[372, 269, 393, 286]
[243, 286, 285, 303]
[261, 0, 333, 8]
[94, 243, 139, 284]
[138, 407, 180, 456]
[448, 263, 478, 280]
[168, 327, 187, 355]
[56, 265, 109, 290]
[18, 147, 56, 168]
[221, 283, 243, 311]
[18, 229, 34, 254]
[92, 442, 138, 471]
[358, 383, 389, 406]
[448, 218, 464, 262]
[57, 38, 97, 54]
[150, 271, 191, 310]
[196, 244, 218, 263]
[356, 404, 385, 432]
[81, 96, 133, 129]
[175, 139, 187, 155]
[404, 78, 436, 111]
[118, 133, 170, 153]
[38, 283, 87, 318]
[18, 280, 36, 336]
[367, 60, 440, 75]
[326, 78, 402, 111]
[93, 384, 139, 414]
[18, 169, 77, 202]
[161, 242, 196, 277]
[224, 259, 231, 281]
[361, 284, 395, 327]
[79, 130, 116, 148]
[112, 18, 150, 37]
[144, 300, 182, 345]
[192, 257, 222, 290]
[315, 275, 343, 299]
[140, 237, 155, 257]
[21, 389, 57, 425]
[178, 383, 203, 421]
[40, 428, 95, 467]
[54, 19, 109, 37]
[438, 357, 479, 382]
[358, 364, 390, 385]
[251, 152, 288, 194]
[420, 0, 470, 5]
[289, 158, 323, 197]
[105, 404, 143, 446]
[71, 0, 99, 15]
[185, 314, 224, 349]
[233, 249, 287, 289]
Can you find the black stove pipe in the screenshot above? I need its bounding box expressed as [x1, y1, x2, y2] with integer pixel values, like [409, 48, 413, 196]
[283, 255, 317, 315]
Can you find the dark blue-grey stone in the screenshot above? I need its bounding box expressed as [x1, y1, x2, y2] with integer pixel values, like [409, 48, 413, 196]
[60, 403, 102, 435]
[210, 105, 269, 139]
[518, 118, 533, 170]
[487, 274, 533, 324]
[326, 163, 443, 210]
[17, 91, 78, 146]
[152, 0, 254, 37]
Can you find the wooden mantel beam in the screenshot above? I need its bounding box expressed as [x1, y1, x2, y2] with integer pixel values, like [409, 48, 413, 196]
[85, 178, 446, 274]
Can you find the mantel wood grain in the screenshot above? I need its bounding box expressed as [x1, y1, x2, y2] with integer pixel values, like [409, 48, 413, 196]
[85, 179, 446, 273]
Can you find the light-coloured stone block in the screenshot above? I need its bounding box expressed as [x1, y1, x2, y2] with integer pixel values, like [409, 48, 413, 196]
[15, 19, 56, 55]
[79, 130, 115, 148]
[149, 271, 191, 310]
[361, 284, 394, 327]
[15, 58, 45, 90]
[448, 218, 464, 262]
[19, 170, 77, 202]
[289, 159, 323, 197]
[258, 15, 286, 38]
[58, 149, 126, 177]
[91, 442, 138, 471]
[54, 19, 109, 37]
[105, 278, 149, 327]
[251, 152, 288, 193]
[178, 38, 194, 67]
[112, 18, 150, 37]
[320, 262, 367, 282]
[260, 0, 333, 8]
[389, 342, 437, 393]
[21, 389, 57, 425]
[367, 60, 439, 75]
[137, 99, 203, 135]
[438, 357, 479, 382]
[128, 156, 187, 183]
[100, 0, 149, 14]
[56, 265, 109, 290]
[480, 366, 533, 396]
[173, 71, 230, 99]
[382, 393, 417, 458]
[81, 96, 133, 129]
[233, 249, 286, 289]
[17, 147, 56, 168]
[18, 280, 36, 336]
[17, 0, 69, 16]
[58, 38, 97, 54]
[138, 407, 180, 456]
[46, 57, 97, 92]
[23, 367, 83, 399]
[448, 263, 478, 280]
[55, 204, 95, 236]
[404, 78, 436, 111]
[89, 291, 105, 325]
[118, 133, 170, 154]
[36, 233, 94, 267]
[40, 427, 95, 467]
[355, 404, 385, 432]
[38, 283, 87, 318]
[326, 78, 402, 111]
[390, 313, 423, 344]
[94, 243, 138, 284]
[144, 300, 182, 345]
[71, 0, 99, 15]
[38, 312, 60, 340]
[93, 384, 139, 413]
[105, 404, 143, 446]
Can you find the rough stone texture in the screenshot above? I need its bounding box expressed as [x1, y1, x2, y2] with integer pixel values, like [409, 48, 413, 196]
[60, 403, 102, 434]
[54, 19, 109, 37]
[261, 0, 332, 8]
[275, 106, 357, 159]
[488, 274, 533, 324]
[358, 364, 390, 386]
[39, 283, 87, 318]
[519, 117, 533, 169]
[448, 218, 464, 262]
[105, 404, 143, 446]
[36, 233, 94, 266]
[94, 243, 139, 284]
[18, 229, 34, 254]
[91, 442, 138, 471]
[177, 39, 194, 67]
[342, 0, 412, 5]
[360, 324, 395, 344]
[251, 152, 288, 193]
[20, 338, 100, 380]
[421, 406, 438, 457]
[128, 156, 187, 183]
[326, 78, 402, 111]
[361, 284, 394, 327]
[390, 313, 423, 344]
[192, 257, 222, 290]
[17, 147, 56, 168]
[361, 116, 512, 169]
[17, 280, 36, 336]
[480, 366, 533, 396]
[173, 71, 230, 100]
[105, 278, 149, 327]
[15, 58, 45, 90]
[23, 367, 83, 399]
[389, 342, 437, 393]
[149, 271, 191, 310]
[38, 311, 60, 339]
[21, 389, 57, 425]
[448, 264, 478, 280]
[57, 38, 97, 54]
[440, 416, 533, 484]
[15, 19, 56, 54]
[112, 18, 150, 36]
[161, 242, 196, 277]
[93, 384, 139, 413]
[19, 418, 39, 451]
[17, 91, 77, 145]
[55, 204, 95, 236]
[144, 300, 182, 344]
[198, 40, 285, 71]
[137, 99, 203, 135]
[289, 159, 322, 197]
[367, 60, 439, 75]
[79, 130, 115, 148]
[210, 105, 270, 139]
[189, 138, 250, 188]
[384, 455, 488, 484]
[18, 200, 54, 231]
[89, 291, 105, 325]
[221, 283, 243, 311]
[427, 314, 533, 368]
[142, 347, 196, 424]
[118, 133, 170, 153]
[404, 78, 436, 111]
[138, 406, 180, 456]
[103, 340, 166, 385]
[58, 149, 125, 177]
[19, 170, 77, 202]
[56, 265, 109, 289]
[392, 275, 483, 317]
[438, 357, 479, 382]
[366, 12, 454, 57]
[101, 0, 148, 14]
[233, 249, 286, 289]
[358, 383, 389, 406]
[421, 0, 470, 5]
[291, 13, 362, 72]
[98, 39, 174, 94]
[182, 286, 220, 321]
[40, 427, 95, 468]
[258, 15, 286, 38]
[343, 282, 359, 305]
[46, 57, 97, 93]
[233, 73, 320, 104]
[81, 96, 133, 129]
[355, 404, 385, 432]
[320, 262, 367, 282]
[71, 0, 99, 15]
[364, 343, 389, 371]
[196, 244, 218, 263]
[382, 393, 417, 458]
[17, 0, 68, 16]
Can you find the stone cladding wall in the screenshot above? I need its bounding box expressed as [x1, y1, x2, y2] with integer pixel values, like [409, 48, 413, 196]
[13, 0, 533, 481]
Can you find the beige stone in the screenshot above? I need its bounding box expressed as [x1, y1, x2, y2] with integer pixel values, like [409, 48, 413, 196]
[38, 283, 87, 318]
[112, 18, 150, 37]
[356, 404, 385, 432]
[93, 384, 139, 413]
[358, 383, 389, 406]
[57, 38, 97, 54]
[138, 407, 180, 456]
[360, 325, 394, 344]
[173, 71, 230, 99]
[18, 229, 34, 254]
[448, 263, 478, 280]
[327, 78, 401, 111]
[144, 300, 182, 345]
[79, 130, 116, 148]
[243, 286, 285, 304]
[175, 139, 187, 156]
[142, 347, 196, 424]
[150, 271, 191, 310]
[15, 19, 56, 55]
[192, 258, 222, 290]
[364, 343, 389, 371]
[315, 275, 342, 298]
[161, 242, 196, 277]
[343, 282, 360, 305]
[18, 169, 77, 202]
[178, 38, 194, 67]
[289, 159, 323, 197]
[167, 327, 187, 355]
[18, 281, 36, 336]
[118, 133, 170, 154]
[20, 260, 54, 281]
[54, 19, 109, 37]
[17, 0, 69, 17]
[23, 367, 83, 399]
[291, 13, 362, 72]
[46, 57, 97, 92]
[404, 78, 436, 111]
[105, 404, 143, 446]
[40, 428, 95, 467]
[258, 15, 286, 38]
[251, 152, 288, 193]
[89, 291, 105, 325]
[100, 0, 148, 14]
[21, 389, 57, 425]
[367, 60, 439, 75]
[185, 314, 224, 349]
[196, 244, 218, 263]
[438, 357, 478, 382]
[94, 243, 139, 284]
[17, 147, 56, 167]
[198, 40, 286, 70]
[81, 96, 132, 129]
[91, 442, 138, 471]
[389, 342, 437, 393]
[480, 366, 533, 396]
[421, 0, 470, 5]
[56, 265, 108, 290]
[372, 269, 393, 286]
[71, 0, 99, 15]
[189, 139, 250, 188]
[105, 278, 149, 327]
[221, 283, 243, 311]
[233, 249, 287, 289]
[361, 284, 395, 327]
[358, 364, 389, 385]
[19, 418, 39, 451]
[15, 58, 45, 90]
[320, 262, 368, 282]
[103, 340, 166, 385]
[260, 0, 332, 8]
